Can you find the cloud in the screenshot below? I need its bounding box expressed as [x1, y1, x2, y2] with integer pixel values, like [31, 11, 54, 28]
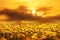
[0, 5, 60, 23]
[0, 6, 41, 21]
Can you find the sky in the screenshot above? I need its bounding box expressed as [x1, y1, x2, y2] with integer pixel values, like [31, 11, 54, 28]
[0, 0, 60, 16]
[0, 0, 60, 21]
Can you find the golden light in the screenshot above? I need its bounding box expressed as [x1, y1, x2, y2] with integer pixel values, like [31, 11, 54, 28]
[36, 11, 45, 16]
[32, 9, 36, 15]
[0, 15, 9, 20]
[42, 15, 46, 18]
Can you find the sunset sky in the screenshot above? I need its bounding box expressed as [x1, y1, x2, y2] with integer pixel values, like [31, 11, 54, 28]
[0, 0, 60, 21]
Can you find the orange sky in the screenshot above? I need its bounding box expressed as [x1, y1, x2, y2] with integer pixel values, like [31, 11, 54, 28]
[0, 0, 60, 16]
